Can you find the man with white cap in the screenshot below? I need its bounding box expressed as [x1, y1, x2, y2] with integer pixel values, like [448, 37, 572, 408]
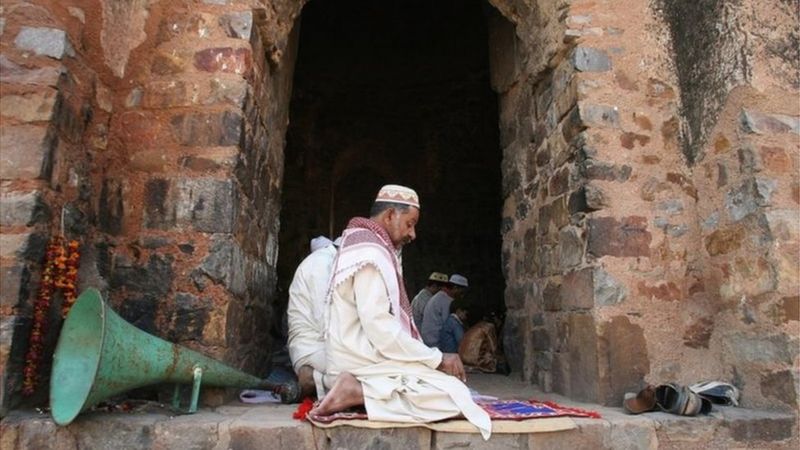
[421, 274, 469, 348]
[411, 272, 449, 327]
[286, 235, 339, 400]
[310, 185, 491, 439]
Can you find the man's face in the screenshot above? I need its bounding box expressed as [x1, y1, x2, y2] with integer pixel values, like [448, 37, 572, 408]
[385, 206, 419, 248]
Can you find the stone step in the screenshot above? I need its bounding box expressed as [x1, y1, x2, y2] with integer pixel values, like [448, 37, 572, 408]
[1, 374, 797, 449]
[2, 403, 797, 450]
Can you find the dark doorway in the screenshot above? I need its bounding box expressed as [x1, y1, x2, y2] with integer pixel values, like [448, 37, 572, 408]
[277, 0, 505, 328]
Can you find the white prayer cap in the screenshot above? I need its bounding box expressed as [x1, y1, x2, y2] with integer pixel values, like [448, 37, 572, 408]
[375, 184, 420, 209]
[449, 274, 469, 288]
[310, 236, 333, 252]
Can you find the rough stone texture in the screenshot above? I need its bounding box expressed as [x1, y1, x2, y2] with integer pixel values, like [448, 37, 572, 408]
[0, 125, 56, 180]
[0, 89, 59, 122]
[13, 27, 74, 59]
[0, 191, 50, 227]
[220, 11, 253, 40]
[0, 266, 29, 310]
[572, 47, 611, 72]
[587, 217, 652, 257]
[599, 316, 650, 406]
[740, 110, 800, 135]
[101, 0, 150, 77]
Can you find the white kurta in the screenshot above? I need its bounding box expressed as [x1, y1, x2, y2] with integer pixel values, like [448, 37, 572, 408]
[287, 245, 337, 395]
[327, 264, 492, 439]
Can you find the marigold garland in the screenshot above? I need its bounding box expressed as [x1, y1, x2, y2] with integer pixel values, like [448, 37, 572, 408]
[22, 235, 81, 396]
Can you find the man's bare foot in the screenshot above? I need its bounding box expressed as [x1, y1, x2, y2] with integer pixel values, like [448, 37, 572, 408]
[297, 365, 316, 398]
[308, 372, 364, 417]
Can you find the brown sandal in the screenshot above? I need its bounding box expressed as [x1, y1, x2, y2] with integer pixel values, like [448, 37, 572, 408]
[623, 384, 657, 414]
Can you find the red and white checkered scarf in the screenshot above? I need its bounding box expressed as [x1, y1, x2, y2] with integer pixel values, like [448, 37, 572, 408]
[327, 217, 420, 340]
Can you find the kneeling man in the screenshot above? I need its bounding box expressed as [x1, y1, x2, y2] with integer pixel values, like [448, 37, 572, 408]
[311, 185, 491, 439]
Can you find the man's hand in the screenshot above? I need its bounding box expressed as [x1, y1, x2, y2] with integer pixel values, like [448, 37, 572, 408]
[437, 353, 466, 382]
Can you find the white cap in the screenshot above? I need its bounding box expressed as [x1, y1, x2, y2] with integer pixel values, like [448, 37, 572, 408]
[375, 184, 420, 209]
[449, 274, 469, 288]
[310, 236, 333, 252]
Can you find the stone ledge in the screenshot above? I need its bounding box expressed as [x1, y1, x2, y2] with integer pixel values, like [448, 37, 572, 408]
[1, 375, 797, 450]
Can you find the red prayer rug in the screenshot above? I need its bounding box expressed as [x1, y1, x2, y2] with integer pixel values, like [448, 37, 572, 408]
[301, 399, 600, 423]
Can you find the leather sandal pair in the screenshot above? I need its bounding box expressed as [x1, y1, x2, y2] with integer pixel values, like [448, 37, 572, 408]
[624, 383, 712, 416]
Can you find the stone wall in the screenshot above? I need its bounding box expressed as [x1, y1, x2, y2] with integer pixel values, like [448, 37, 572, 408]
[1, 0, 104, 412]
[0, 0, 305, 412]
[498, 0, 798, 409]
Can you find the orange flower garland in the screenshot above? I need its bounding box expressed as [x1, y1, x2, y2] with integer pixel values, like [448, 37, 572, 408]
[22, 235, 81, 396]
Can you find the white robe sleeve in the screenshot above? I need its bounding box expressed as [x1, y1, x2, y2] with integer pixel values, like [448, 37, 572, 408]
[353, 265, 443, 370]
[287, 265, 321, 368]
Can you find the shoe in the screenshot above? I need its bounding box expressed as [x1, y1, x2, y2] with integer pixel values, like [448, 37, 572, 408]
[689, 381, 739, 406]
[277, 379, 301, 404]
[655, 383, 712, 416]
[623, 385, 657, 414]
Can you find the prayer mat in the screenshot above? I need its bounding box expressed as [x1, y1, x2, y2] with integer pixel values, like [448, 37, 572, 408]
[304, 399, 600, 434]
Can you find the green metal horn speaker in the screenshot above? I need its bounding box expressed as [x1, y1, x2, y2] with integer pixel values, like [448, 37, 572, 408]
[50, 288, 272, 425]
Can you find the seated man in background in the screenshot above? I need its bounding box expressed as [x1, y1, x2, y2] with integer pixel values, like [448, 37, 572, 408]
[459, 312, 508, 374]
[286, 236, 339, 400]
[411, 271, 449, 327]
[421, 274, 469, 348]
[438, 299, 468, 353]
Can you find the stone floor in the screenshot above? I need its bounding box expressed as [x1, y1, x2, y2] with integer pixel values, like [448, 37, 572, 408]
[1, 374, 797, 449]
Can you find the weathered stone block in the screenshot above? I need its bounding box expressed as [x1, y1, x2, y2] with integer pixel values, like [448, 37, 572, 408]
[503, 313, 525, 376]
[220, 11, 253, 40]
[587, 216, 651, 257]
[0, 55, 63, 86]
[549, 166, 571, 196]
[99, 178, 124, 235]
[0, 191, 49, 227]
[567, 313, 599, 401]
[558, 226, 584, 269]
[665, 172, 698, 200]
[726, 416, 796, 442]
[14, 27, 74, 59]
[683, 317, 714, 349]
[704, 222, 745, 256]
[638, 280, 681, 302]
[115, 111, 168, 148]
[599, 316, 650, 405]
[434, 432, 524, 449]
[151, 52, 185, 75]
[0, 266, 29, 310]
[723, 333, 797, 366]
[578, 103, 620, 128]
[759, 146, 792, 173]
[740, 110, 800, 135]
[168, 293, 211, 342]
[561, 268, 593, 310]
[543, 280, 561, 311]
[725, 178, 775, 222]
[324, 427, 431, 450]
[144, 178, 174, 229]
[572, 47, 612, 72]
[170, 111, 242, 147]
[583, 160, 631, 182]
[0, 233, 47, 263]
[0, 125, 55, 180]
[194, 47, 251, 75]
[111, 254, 174, 333]
[0, 89, 58, 122]
[175, 178, 236, 233]
[759, 370, 798, 409]
[195, 235, 248, 295]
